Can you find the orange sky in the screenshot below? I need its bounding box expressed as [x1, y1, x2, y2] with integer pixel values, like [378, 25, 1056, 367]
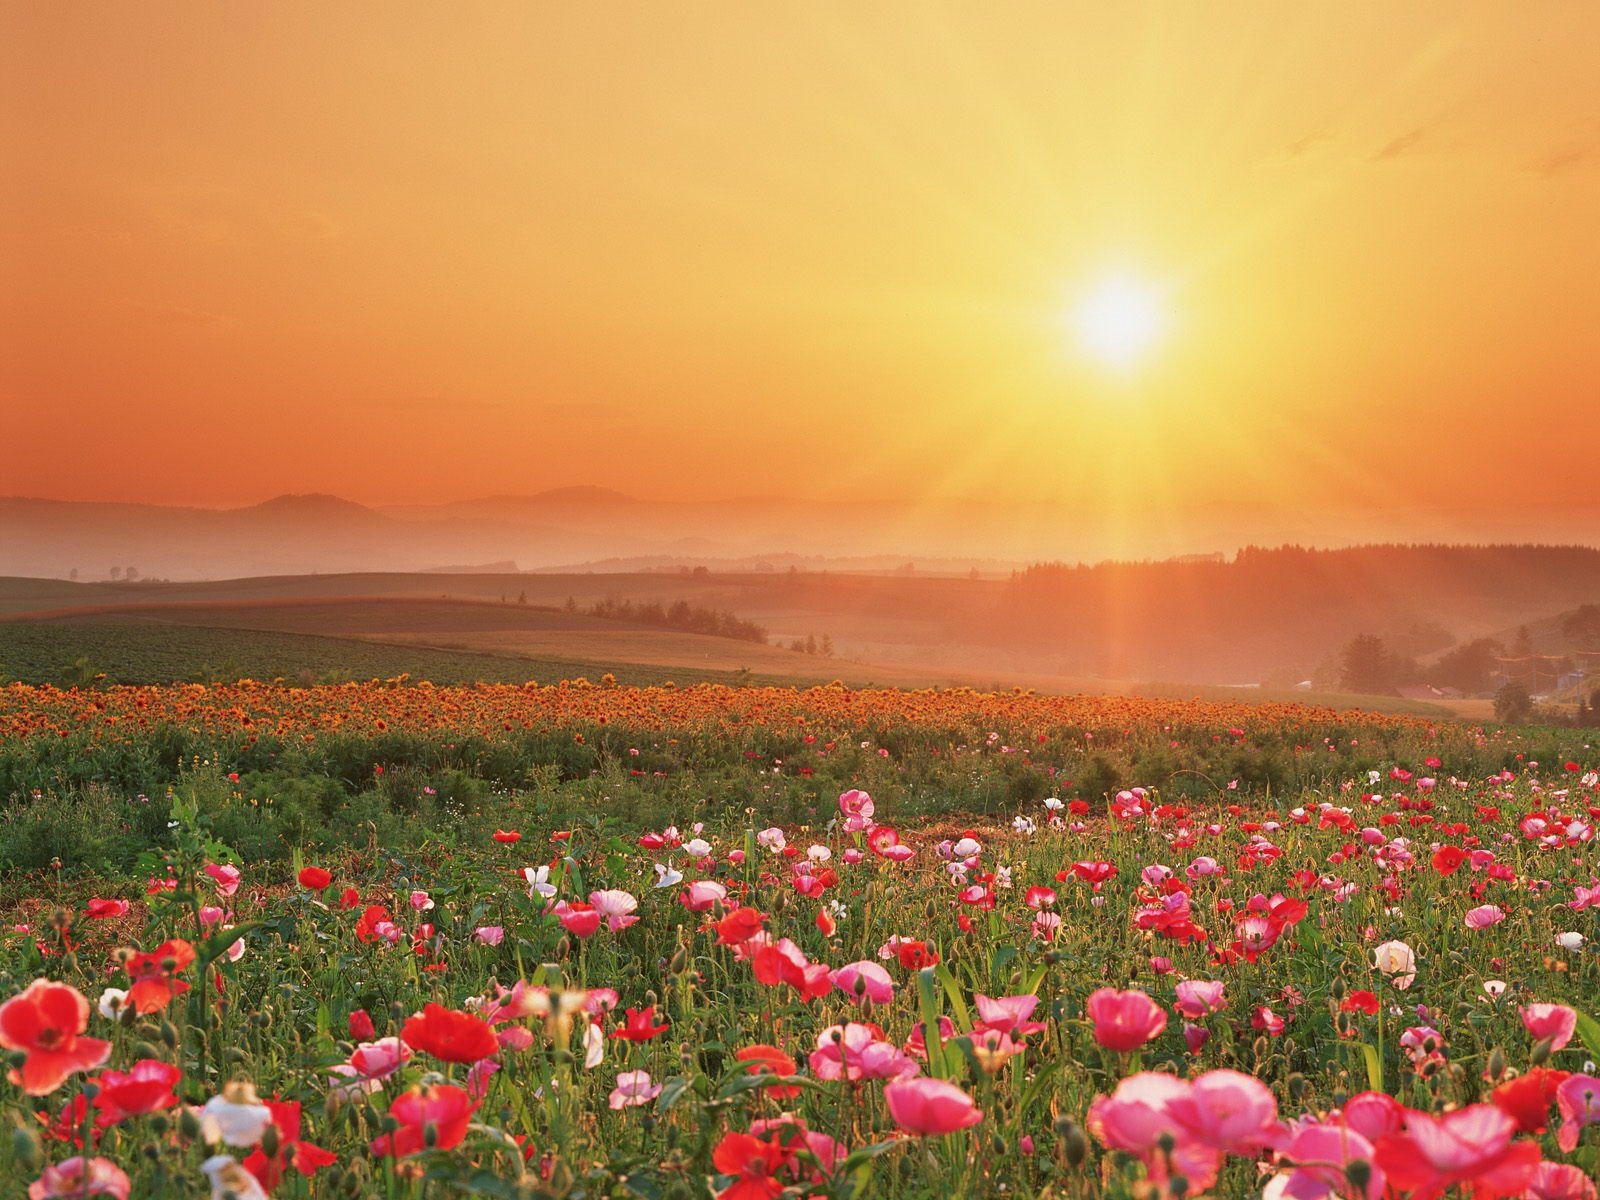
[3, 3, 1598, 534]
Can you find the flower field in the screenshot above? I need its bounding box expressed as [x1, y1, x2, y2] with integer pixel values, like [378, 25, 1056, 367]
[2, 682, 1599, 1198]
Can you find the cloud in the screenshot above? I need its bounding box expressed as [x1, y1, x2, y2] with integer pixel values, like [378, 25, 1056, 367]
[1370, 127, 1428, 161]
[1532, 143, 1595, 178]
[1284, 130, 1335, 158]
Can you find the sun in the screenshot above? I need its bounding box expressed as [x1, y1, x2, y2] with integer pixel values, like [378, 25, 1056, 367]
[1069, 272, 1171, 371]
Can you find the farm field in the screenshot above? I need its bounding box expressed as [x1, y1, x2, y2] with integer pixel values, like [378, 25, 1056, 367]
[2, 682, 1598, 1198]
[0, 621, 816, 690]
[0, 581, 1464, 717]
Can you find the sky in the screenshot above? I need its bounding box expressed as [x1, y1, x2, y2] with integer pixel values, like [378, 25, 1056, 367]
[3, 2, 1598, 548]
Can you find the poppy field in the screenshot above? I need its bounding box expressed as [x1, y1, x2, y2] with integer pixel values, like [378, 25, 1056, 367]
[1, 681, 1599, 1199]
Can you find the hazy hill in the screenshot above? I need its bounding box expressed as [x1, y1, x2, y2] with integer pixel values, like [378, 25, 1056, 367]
[988, 545, 1600, 680]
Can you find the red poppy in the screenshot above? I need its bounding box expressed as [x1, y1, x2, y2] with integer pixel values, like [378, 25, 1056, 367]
[296, 866, 332, 890]
[84, 899, 129, 920]
[713, 906, 768, 946]
[734, 1045, 800, 1099]
[1431, 846, 1467, 875]
[338, 887, 361, 910]
[94, 1059, 182, 1124]
[401, 1003, 500, 1063]
[1340, 990, 1380, 1016]
[370, 1084, 479, 1157]
[353, 905, 393, 943]
[348, 1009, 375, 1040]
[610, 1006, 670, 1042]
[0, 979, 112, 1096]
[893, 940, 940, 970]
[1491, 1067, 1570, 1135]
[242, 1099, 338, 1189]
[122, 939, 196, 1014]
[492, 830, 521, 843]
[710, 1130, 788, 1200]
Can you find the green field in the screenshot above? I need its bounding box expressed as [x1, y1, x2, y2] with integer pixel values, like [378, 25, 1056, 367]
[0, 620, 813, 688]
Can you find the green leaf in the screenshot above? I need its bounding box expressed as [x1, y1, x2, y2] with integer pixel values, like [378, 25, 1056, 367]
[1574, 1011, 1600, 1062]
[198, 921, 265, 970]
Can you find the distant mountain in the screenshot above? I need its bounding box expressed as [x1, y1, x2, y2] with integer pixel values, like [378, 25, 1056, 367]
[8, 488, 1600, 586]
[0, 494, 669, 580]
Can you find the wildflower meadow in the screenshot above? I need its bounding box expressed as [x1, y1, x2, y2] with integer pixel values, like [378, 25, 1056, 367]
[1, 681, 1598, 1199]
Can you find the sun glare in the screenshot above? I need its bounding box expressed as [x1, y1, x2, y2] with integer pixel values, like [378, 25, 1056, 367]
[1070, 272, 1171, 372]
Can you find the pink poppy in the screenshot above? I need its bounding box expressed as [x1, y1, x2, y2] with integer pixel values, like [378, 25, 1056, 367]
[28, 1157, 131, 1200]
[1465, 904, 1506, 930]
[829, 961, 895, 1006]
[1173, 980, 1227, 1020]
[588, 890, 639, 932]
[1374, 1104, 1540, 1199]
[1557, 1073, 1600, 1152]
[680, 880, 727, 912]
[608, 1069, 662, 1110]
[1087, 1072, 1221, 1192]
[883, 1077, 983, 1135]
[1086, 987, 1167, 1052]
[1165, 1069, 1280, 1155]
[1522, 1003, 1578, 1052]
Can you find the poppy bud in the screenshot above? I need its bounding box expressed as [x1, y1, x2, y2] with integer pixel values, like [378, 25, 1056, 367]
[1158, 1131, 1176, 1155]
[423, 1121, 439, 1149]
[645, 989, 658, 1006]
[1330, 977, 1347, 1001]
[1169, 1176, 1190, 1198]
[160, 1020, 180, 1048]
[555, 936, 571, 960]
[389, 1001, 408, 1023]
[1346, 1160, 1373, 1191]
[1055, 1117, 1088, 1167]
[1288, 1072, 1307, 1101]
[552, 1049, 576, 1067]
[179, 1108, 203, 1139]
[1531, 1037, 1554, 1066]
[60, 953, 78, 974]
[261, 1123, 282, 1158]
[150, 1113, 170, 1135]
[1486, 1047, 1507, 1080]
[226, 1047, 247, 1064]
[11, 1126, 40, 1171]
[668, 948, 688, 974]
[81, 1080, 100, 1102]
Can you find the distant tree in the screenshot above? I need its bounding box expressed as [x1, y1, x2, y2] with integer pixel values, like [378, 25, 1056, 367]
[1427, 637, 1504, 694]
[1561, 605, 1600, 650]
[68, 568, 78, 581]
[109, 566, 122, 581]
[518, 591, 528, 605]
[692, 565, 709, 578]
[819, 634, 834, 658]
[1494, 680, 1534, 725]
[804, 634, 817, 656]
[563, 596, 577, 611]
[125, 566, 138, 581]
[1339, 634, 1400, 694]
